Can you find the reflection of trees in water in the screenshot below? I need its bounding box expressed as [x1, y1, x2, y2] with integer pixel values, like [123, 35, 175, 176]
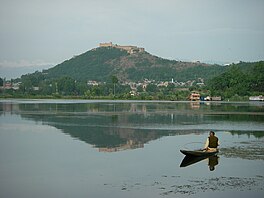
[16, 109, 201, 151]
[25, 113, 200, 151]
[1, 101, 263, 151]
[207, 114, 264, 122]
[229, 131, 264, 138]
[2, 101, 214, 125]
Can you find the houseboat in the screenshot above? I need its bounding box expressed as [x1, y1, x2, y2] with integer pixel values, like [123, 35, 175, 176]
[188, 92, 200, 101]
[249, 95, 264, 101]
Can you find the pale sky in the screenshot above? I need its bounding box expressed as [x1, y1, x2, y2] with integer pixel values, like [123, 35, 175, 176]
[0, 0, 264, 79]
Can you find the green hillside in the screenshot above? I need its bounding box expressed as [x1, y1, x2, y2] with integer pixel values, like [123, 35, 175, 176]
[208, 61, 264, 99]
[46, 47, 127, 81]
[43, 46, 225, 82]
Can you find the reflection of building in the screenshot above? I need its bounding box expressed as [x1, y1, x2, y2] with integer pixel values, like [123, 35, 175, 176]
[98, 140, 144, 152]
[190, 102, 200, 109]
[129, 104, 147, 114]
[0, 102, 20, 113]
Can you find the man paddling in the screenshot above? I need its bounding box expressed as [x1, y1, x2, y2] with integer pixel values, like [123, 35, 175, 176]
[204, 131, 219, 152]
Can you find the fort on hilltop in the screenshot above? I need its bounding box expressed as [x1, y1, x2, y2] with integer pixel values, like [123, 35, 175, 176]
[99, 42, 145, 54]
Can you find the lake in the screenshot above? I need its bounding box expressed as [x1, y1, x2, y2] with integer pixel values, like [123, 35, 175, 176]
[0, 99, 263, 198]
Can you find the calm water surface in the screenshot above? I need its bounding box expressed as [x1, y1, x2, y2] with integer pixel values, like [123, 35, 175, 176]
[0, 99, 264, 198]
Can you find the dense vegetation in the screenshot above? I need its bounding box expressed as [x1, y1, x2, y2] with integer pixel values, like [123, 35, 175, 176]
[207, 61, 264, 100]
[46, 47, 128, 81]
[127, 65, 225, 82]
[21, 47, 226, 82]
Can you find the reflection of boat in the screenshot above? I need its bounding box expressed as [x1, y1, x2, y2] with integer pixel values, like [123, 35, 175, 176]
[180, 149, 218, 157]
[180, 155, 208, 167]
[180, 155, 219, 170]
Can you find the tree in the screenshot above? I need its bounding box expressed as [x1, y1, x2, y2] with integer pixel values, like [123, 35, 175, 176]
[75, 81, 88, 95]
[250, 62, 264, 92]
[146, 84, 158, 93]
[0, 77, 3, 86]
[208, 62, 264, 99]
[57, 76, 76, 95]
[111, 75, 118, 96]
[137, 85, 143, 92]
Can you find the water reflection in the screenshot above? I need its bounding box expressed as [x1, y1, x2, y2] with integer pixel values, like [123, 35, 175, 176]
[1, 100, 264, 198]
[190, 101, 200, 109]
[0, 100, 264, 152]
[180, 155, 219, 171]
[208, 156, 219, 171]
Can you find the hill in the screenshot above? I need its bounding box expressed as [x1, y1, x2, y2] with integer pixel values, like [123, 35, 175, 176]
[208, 61, 264, 99]
[42, 45, 225, 82]
[3, 44, 263, 100]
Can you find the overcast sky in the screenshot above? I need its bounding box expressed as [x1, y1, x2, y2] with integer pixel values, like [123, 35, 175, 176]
[0, 0, 264, 79]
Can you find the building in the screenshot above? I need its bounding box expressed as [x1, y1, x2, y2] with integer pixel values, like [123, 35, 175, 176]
[249, 95, 264, 101]
[188, 92, 200, 101]
[87, 80, 99, 86]
[211, 96, 222, 101]
[99, 42, 145, 54]
[3, 81, 12, 89]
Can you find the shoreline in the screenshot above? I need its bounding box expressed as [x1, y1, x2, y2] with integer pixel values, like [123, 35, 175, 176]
[0, 98, 263, 104]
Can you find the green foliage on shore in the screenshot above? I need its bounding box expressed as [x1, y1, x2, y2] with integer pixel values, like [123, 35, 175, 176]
[207, 61, 264, 99]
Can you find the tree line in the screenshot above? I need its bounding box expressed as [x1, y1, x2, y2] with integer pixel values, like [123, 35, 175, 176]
[1, 61, 263, 101]
[0, 74, 191, 100]
[207, 61, 264, 100]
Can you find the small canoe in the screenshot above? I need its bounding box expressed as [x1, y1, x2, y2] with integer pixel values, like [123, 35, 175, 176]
[180, 149, 218, 157]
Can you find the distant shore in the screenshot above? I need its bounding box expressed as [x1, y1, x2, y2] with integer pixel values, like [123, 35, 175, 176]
[0, 95, 261, 102]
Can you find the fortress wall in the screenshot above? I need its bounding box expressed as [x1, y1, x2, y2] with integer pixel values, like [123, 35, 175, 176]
[99, 42, 145, 53]
[99, 42, 113, 47]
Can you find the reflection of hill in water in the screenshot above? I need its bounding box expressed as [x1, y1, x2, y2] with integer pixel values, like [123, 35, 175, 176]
[1, 101, 264, 151]
[19, 112, 199, 151]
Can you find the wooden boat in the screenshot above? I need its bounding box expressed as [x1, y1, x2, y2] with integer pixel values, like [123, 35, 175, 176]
[180, 149, 218, 157]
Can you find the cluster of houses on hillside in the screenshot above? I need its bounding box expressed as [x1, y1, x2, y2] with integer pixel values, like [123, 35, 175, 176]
[87, 78, 204, 96]
[0, 81, 21, 90]
[1, 78, 263, 101]
[0, 80, 41, 91]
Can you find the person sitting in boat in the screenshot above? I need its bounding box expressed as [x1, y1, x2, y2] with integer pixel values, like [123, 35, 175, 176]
[204, 131, 219, 152]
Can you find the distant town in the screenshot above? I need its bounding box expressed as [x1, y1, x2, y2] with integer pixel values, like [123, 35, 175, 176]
[1, 76, 263, 101]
